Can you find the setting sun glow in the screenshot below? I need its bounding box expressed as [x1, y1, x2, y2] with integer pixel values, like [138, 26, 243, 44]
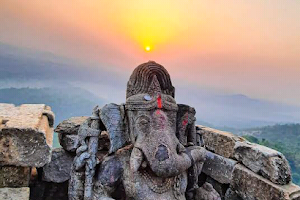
[1, 0, 299, 106]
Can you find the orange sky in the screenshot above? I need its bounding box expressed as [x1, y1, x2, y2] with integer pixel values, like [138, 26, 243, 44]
[0, 0, 299, 105]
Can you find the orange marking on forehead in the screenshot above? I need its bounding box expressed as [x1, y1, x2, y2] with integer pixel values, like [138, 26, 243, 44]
[157, 95, 162, 109]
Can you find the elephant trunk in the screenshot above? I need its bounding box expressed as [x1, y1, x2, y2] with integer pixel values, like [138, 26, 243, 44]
[130, 145, 206, 178]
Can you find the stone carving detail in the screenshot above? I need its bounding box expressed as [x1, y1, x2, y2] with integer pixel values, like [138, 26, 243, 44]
[69, 61, 212, 200]
[0, 62, 298, 200]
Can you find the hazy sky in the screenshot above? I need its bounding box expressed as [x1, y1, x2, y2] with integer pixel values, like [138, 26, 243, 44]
[0, 0, 299, 105]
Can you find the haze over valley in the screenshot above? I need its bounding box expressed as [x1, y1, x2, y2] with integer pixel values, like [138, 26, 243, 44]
[1, 42, 300, 130]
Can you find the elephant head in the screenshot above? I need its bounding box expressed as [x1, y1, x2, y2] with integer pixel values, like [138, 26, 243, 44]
[100, 61, 205, 178]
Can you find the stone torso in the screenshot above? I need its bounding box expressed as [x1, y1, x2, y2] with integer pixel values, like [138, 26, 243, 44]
[94, 147, 188, 200]
[121, 149, 188, 200]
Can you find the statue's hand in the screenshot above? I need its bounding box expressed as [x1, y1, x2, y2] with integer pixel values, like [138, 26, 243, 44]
[74, 143, 90, 171]
[73, 115, 100, 171]
[185, 146, 206, 164]
[73, 105, 102, 171]
[74, 136, 99, 171]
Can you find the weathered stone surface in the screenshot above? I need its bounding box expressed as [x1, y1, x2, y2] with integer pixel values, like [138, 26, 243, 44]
[202, 151, 237, 184]
[55, 116, 88, 135]
[234, 141, 291, 185]
[42, 148, 74, 183]
[0, 165, 31, 187]
[195, 182, 221, 200]
[196, 125, 244, 158]
[55, 116, 88, 152]
[55, 116, 110, 152]
[224, 188, 242, 200]
[0, 104, 54, 167]
[206, 176, 229, 200]
[231, 164, 300, 200]
[0, 187, 30, 200]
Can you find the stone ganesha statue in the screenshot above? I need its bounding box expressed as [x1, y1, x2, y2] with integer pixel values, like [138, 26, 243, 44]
[69, 61, 220, 200]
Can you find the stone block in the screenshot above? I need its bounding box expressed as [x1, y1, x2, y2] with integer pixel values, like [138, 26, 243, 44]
[231, 164, 300, 200]
[55, 117, 88, 152]
[196, 125, 244, 158]
[0, 187, 30, 200]
[55, 116, 110, 152]
[234, 141, 291, 185]
[202, 151, 237, 184]
[0, 165, 31, 187]
[42, 148, 74, 183]
[0, 104, 54, 167]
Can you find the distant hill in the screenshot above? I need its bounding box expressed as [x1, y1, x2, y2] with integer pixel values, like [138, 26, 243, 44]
[238, 124, 300, 185]
[177, 86, 300, 129]
[1, 42, 300, 129]
[0, 87, 107, 147]
[0, 42, 127, 90]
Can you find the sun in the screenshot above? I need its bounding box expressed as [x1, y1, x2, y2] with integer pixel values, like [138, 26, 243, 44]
[145, 46, 151, 52]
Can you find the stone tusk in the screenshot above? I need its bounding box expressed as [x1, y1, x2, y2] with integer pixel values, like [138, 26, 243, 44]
[130, 147, 144, 172]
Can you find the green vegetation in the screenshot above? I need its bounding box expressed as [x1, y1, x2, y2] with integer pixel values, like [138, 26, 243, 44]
[242, 124, 300, 186]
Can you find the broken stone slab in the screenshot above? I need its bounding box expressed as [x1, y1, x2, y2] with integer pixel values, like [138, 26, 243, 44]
[234, 141, 291, 185]
[55, 116, 88, 135]
[230, 164, 300, 200]
[196, 125, 244, 158]
[0, 187, 30, 200]
[0, 103, 54, 167]
[42, 148, 74, 183]
[55, 117, 88, 152]
[202, 151, 237, 184]
[55, 116, 110, 153]
[0, 166, 31, 187]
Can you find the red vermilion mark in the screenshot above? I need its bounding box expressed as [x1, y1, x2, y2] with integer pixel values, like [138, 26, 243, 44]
[182, 112, 189, 126]
[155, 109, 166, 129]
[157, 95, 162, 108]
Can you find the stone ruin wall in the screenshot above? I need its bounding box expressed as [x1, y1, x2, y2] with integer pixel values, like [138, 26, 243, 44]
[0, 103, 300, 200]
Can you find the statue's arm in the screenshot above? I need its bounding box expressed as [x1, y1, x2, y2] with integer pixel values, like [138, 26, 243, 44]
[93, 155, 123, 200]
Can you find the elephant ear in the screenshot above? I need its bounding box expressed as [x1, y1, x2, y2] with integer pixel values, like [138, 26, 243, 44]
[100, 103, 130, 154]
[176, 104, 197, 146]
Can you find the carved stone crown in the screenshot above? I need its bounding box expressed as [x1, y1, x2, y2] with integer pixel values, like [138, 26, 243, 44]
[126, 61, 175, 99]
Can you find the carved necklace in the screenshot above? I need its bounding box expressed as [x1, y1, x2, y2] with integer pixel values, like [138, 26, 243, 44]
[138, 169, 174, 194]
